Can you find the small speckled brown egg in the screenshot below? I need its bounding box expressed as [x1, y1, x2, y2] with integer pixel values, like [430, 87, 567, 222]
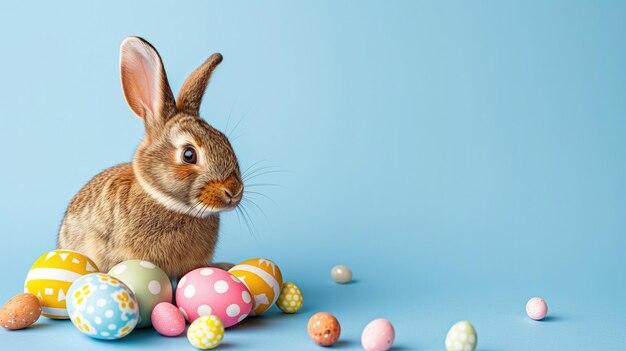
[0, 293, 42, 330]
[308, 312, 341, 346]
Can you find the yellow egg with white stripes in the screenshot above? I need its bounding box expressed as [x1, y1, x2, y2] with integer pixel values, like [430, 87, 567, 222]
[228, 258, 282, 316]
[187, 315, 225, 349]
[277, 282, 303, 313]
[24, 250, 99, 319]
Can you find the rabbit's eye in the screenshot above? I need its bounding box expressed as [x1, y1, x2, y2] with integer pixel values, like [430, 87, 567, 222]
[182, 146, 197, 164]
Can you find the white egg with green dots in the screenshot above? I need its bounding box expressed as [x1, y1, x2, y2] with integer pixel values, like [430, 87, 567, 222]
[445, 321, 477, 351]
[108, 260, 172, 328]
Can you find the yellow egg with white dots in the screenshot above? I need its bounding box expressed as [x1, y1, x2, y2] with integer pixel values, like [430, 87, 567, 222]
[277, 282, 303, 314]
[187, 315, 225, 350]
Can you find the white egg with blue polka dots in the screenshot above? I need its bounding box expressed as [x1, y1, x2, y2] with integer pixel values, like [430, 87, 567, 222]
[66, 273, 139, 340]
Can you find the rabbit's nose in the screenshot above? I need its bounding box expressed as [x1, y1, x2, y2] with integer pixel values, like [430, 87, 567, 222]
[223, 188, 234, 200]
[222, 174, 243, 205]
[222, 187, 242, 205]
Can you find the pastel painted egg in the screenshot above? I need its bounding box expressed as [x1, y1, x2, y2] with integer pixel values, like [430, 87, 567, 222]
[24, 249, 99, 319]
[176, 267, 252, 328]
[66, 273, 139, 340]
[526, 297, 548, 320]
[228, 258, 282, 316]
[308, 312, 341, 346]
[152, 302, 185, 336]
[108, 260, 172, 328]
[187, 314, 225, 349]
[0, 293, 42, 330]
[445, 321, 477, 351]
[361, 319, 395, 351]
[277, 282, 303, 313]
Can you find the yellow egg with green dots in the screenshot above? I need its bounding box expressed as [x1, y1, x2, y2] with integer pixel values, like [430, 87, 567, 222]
[277, 282, 303, 313]
[187, 315, 225, 350]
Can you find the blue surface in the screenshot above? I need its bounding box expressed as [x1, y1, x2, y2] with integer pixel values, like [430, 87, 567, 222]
[1, 1, 625, 350]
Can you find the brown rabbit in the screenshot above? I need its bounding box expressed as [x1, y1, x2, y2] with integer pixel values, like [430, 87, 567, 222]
[57, 37, 242, 279]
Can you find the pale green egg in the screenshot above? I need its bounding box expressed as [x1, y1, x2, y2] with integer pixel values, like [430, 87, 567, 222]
[108, 260, 172, 328]
[445, 321, 477, 351]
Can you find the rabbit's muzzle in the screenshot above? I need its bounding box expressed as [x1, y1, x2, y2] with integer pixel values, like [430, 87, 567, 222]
[198, 173, 243, 211]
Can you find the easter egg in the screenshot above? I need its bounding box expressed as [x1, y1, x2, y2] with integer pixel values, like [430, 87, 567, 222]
[228, 258, 282, 316]
[277, 282, 303, 313]
[445, 321, 477, 351]
[108, 260, 172, 328]
[0, 293, 42, 330]
[187, 314, 225, 349]
[308, 312, 341, 346]
[24, 249, 99, 319]
[152, 302, 186, 336]
[361, 319, 395, 351]
[66, 273, 139, 340]
[331, 265, 352, 284]
[176, 267, 253, 328]
[526, 297, 548, 320]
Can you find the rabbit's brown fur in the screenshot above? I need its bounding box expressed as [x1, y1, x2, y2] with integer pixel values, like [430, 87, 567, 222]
[57, 37, 242, 279]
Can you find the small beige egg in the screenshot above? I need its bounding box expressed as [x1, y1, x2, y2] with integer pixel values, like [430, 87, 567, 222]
[0, 293, 42, 330]
[331, 265, 352, 284]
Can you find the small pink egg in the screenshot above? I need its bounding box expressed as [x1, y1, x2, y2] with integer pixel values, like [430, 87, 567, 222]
[526, 297, 548, 320]
[361, 318, 395, 351]
[152, 302, 186, 336]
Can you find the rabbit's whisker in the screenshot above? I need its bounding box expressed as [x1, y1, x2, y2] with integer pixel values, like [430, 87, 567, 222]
[226, 110, 250, 139]
[186, 200, 203, 217]
[244, 183, 280, 188]
[243, 190, 276, 205]
[242, 165, 276, 179]
[242, 198, 271, 227]
[197, 203, 209, 218]
[235, 206, 256, 238]
[223, 102, 236, 136]
[190, 199, 204, 218]
[199, 204, 209, 218]
[242, 164, 282, 178]
[241, 159, 271, 177]
[237, 202, 256, 236]
[234, 206, 244, 229]
[243, 170, 285, 183]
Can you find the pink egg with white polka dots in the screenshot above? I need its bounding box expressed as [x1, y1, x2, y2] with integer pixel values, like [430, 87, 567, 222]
[175, 267, 253, 328]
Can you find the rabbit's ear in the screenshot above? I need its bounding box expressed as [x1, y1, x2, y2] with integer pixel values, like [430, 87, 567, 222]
[120, 37, 176, 135]
[176, 53, 223, 115]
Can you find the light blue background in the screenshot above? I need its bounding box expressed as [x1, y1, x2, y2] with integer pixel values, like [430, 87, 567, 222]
[1, 1, 625, 350]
